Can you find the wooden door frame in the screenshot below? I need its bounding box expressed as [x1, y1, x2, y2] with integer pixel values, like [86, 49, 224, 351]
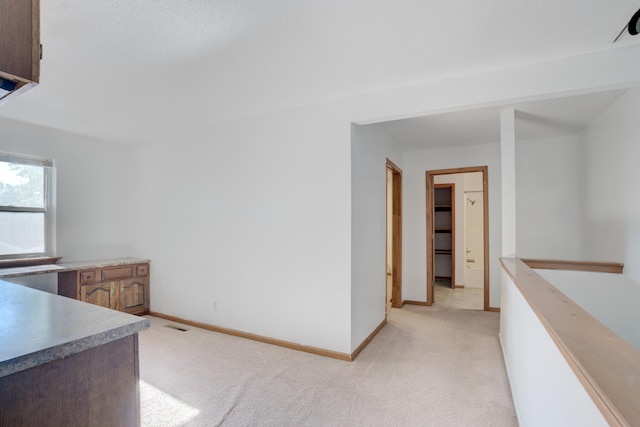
[426, 166, 490, 311]
[387, 159, 403, 309]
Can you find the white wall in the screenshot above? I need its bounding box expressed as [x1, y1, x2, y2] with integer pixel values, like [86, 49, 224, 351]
[350, 45, 640, 128]
[582, 87, 640, 284]
[536, 269, 640, 351]
[463, 172, 484, 288]
[464, 172, 483, 192]
[130, 105, 354, 354]
[351, 124, 402, 350]
[2, 43, 640, 355]
[515, 135, 584, 259]
[500, 270, 608, 427]
[501, 109, 517, 259]
[402, 143, 502, 306]
[0, 117, 134, 262]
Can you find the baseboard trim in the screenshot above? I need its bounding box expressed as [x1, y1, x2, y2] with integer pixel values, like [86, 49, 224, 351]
[403, 300, 429, 306]
[404, 299, 497, 311]
[454, 285, 465, 289]
[148, 311, 352, 362]
[351, 319, 386, 360]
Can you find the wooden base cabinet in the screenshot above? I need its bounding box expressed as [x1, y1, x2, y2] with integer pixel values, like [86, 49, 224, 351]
[59, 263, 150, 315]
[0, 335, 141, 427]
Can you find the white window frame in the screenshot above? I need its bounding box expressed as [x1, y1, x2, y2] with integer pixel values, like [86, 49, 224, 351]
[0, 152, 56, 259]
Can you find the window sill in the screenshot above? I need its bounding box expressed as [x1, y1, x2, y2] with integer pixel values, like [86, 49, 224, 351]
[0, 257, 62, 269]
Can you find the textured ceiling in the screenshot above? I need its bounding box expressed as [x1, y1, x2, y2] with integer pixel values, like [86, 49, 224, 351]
[1, 0, 640, 145]
[376, 89, 627, 150]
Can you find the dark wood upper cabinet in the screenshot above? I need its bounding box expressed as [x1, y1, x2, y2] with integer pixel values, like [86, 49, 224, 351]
[0, 0, 40, 104]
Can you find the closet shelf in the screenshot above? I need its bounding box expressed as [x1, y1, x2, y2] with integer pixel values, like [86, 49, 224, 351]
[434, 185, 454, 283]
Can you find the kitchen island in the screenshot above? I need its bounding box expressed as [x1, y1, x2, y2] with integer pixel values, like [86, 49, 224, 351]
[0, 278, 149, 426]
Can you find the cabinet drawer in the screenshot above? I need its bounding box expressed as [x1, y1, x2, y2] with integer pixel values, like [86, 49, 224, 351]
[80, 270, 97, 284]
[135, 264, 149, 277]
[101, 267, 134, 281]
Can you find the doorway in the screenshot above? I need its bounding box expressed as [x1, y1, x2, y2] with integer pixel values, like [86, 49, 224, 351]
[386, 159, 402, 318]
[426, 166, 489, 311]
[433, 183, 455, 288]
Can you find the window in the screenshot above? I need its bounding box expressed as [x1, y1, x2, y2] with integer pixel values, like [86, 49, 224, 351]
[0, 152, 55, 259]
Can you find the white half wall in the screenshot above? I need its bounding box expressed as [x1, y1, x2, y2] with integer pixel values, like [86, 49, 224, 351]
[4, 273, 57, 294]
[500, 270, 608, 427]
[515, 135, 584, 260]
[583, 87, 640, 283]
[351, 123, 402, 351]
[402, 143, 502, 306]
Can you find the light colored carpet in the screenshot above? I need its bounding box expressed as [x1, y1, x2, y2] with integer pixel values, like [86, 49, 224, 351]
[434, 281, 484, 310]
[139, 306, 517, 426]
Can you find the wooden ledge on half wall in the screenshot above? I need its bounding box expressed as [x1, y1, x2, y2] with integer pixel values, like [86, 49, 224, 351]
[520, 258, 624, 274]
[501, 257, 639, 426]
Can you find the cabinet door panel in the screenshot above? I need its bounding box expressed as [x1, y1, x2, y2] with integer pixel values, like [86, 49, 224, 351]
[120, 278, 149, 313]
[80, 283, 116, 309]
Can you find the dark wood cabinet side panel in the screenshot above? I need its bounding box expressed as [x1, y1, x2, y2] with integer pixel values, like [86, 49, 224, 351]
[30, 0, 40, 81]
[57, 270, 79, 299]
[0, 0, 39, 81]
[0, 335, 140, 427]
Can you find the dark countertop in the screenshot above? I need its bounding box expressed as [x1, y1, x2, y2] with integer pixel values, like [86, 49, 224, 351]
[0, 279, 149, 377]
